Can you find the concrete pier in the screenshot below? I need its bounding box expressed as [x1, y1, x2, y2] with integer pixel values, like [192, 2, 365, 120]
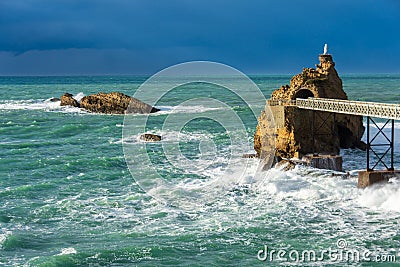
[358, 170, 400, 188]
[302, 154, 343, 172]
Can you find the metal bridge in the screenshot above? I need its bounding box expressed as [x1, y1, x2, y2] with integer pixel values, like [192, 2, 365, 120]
[268, 98, 400, 171]
[268, 98, 400, 119]
[295, 98, 400, 120]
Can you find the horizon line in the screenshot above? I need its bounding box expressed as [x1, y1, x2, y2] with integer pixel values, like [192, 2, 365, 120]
[1, 72, 400, 77]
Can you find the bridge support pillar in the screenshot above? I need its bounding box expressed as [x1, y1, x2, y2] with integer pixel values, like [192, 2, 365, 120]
[366, 117, 395, 171]
[359, 117, 398, 188]
[358, 170, 399, 188]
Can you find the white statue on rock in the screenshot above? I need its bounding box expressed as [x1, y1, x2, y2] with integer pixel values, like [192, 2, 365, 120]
[323, 44, 328, 55]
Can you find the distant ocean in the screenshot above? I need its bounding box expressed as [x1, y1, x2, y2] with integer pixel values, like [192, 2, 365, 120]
[1, 75, 400, 266]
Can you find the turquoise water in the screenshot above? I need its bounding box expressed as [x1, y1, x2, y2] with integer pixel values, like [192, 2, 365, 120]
[1, 75, 400, 266]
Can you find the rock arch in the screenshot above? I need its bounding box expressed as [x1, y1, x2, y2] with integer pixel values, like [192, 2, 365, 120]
[292, 88, 314, 99]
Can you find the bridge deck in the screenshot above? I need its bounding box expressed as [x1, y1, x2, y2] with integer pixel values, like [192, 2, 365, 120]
[268, 98, 400, 120]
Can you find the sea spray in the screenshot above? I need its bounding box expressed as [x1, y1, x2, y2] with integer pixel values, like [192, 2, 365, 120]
[1, 75, 400, 266]
[73, 92, 85, 102]
[358, 178, 400, 212]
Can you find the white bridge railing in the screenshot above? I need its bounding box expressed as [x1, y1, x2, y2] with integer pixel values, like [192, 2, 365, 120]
[267, 99, 297, 106]
[269, 98, 400, 120]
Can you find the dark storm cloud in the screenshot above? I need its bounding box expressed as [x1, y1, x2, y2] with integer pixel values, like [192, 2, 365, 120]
[0, 0, 399, 74]
[0, 0, 251, 52]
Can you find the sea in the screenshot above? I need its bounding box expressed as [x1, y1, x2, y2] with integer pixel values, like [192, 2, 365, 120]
[1, 74, 400, 266]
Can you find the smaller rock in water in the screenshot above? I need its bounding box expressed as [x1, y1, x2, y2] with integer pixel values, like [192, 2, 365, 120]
[242, 153, 257, 158]
[49, 97, 60, 102]
[60, 93, 79, 107]
[140, 133, 162, 142]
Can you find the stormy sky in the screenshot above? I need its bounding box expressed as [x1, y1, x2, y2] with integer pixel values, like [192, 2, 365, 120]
[0, 0, 399, 75]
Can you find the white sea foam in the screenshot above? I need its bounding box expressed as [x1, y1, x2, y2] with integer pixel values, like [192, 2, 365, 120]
[118, 117, 400, 218]
[0, 99, 60, 110]
[73, 92, 85, 102]
[0, 99, 84, 113]
[113, 130, 215, 145]
[255, 166, 345, 203]
[0, 93, 85, 113]
[29, 157, 400, 255]
[0, 234, 5, 247]
[58, 247, 77, 255]
[0, 230, 11, 249]
[154, 105, 225, 115]
[358, 178, 400, 212]
[0, 99, 226, 117]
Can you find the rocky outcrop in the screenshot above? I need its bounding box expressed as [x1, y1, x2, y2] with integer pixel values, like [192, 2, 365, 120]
[60, 93, 79, 107]
[254, 54, 365, 160]
[271, 55, 347, 100]
[140, 133, 162, 142]
[80, 92, 159, 114]
[60, 92, 159, 114]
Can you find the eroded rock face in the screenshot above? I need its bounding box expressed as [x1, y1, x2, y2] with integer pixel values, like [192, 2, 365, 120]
[60, 93, 79, 107]
[58, 91, 159, 114]
[254, 54, 365, 159]
[271, 55, 347, 100]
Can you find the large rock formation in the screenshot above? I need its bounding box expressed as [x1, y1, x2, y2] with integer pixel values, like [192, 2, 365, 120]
[61, 92, 159, 114]
[254, 54, 365, 160]
[270, 55, 347, 100]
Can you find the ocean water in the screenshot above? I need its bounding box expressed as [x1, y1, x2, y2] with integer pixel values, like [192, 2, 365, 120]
[0, 75, 400, 266]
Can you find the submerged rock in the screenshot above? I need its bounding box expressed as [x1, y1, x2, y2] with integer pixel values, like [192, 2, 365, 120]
[254, 54, 365, 160]
[60, 93, 79, 107]
[49, 97, 60, 102]
[140, 133, 162, 142]
[60, 91, 159, 114]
